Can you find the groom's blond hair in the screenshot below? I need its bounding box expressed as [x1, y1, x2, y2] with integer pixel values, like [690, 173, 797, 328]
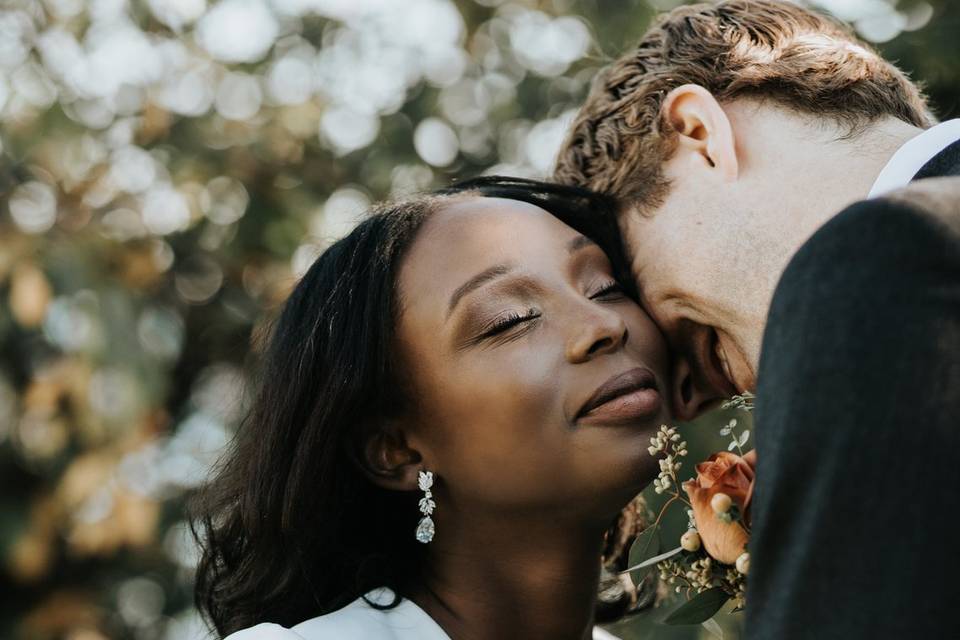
[555, 0, 935, 210]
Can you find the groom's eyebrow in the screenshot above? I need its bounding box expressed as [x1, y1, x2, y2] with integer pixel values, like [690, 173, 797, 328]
[567, 234, 596, 253]
[447, 263, 514, 318]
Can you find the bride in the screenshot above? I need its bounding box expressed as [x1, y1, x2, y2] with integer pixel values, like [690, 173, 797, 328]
[193, 177, 690, 640]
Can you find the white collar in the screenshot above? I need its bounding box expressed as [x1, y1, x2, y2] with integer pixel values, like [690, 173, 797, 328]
[868, 118, 960, 198]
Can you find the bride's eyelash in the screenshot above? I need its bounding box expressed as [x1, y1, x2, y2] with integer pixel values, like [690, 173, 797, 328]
[480, 309, 541, 339]
[477, 281, 620, 343]
[472, 279, 621, 345]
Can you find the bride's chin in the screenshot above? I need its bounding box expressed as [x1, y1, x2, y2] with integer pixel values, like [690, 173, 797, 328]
[573, 451, 660, 518]
[611, 471, 660, 511]
[628, 461, 660, 490]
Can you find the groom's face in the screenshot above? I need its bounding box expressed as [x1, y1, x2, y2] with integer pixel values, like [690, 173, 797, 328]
[618, 194, 756, 420]
[609, 95, 821, 418]
[616, 138, 789, 417]
[562, 90, 837, 418]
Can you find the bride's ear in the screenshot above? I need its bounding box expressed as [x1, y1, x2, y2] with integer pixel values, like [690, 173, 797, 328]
[661, 84, 739, 182]
[358, 423, 425, 491]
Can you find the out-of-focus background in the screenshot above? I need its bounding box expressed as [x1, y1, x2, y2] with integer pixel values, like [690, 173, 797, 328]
[0, 0, 955, 638]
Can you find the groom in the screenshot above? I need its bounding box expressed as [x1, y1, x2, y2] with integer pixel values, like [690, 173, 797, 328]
[556, 0, 960, 637]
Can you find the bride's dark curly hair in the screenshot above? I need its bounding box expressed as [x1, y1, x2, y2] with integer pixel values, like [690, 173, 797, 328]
[191, 176, 634, 636]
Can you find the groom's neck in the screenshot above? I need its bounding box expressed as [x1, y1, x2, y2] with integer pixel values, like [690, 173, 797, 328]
[725, 106, 925, 275]
[781, 115, 923, 232]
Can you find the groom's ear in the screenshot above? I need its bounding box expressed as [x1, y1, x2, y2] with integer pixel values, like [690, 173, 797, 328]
[357, 422, 425, 492]
[661, 84, 739, 182]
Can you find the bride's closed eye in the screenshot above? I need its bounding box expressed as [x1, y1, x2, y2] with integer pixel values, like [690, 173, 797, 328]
[475, 274, 624, 337]
[477, 307, 542, 341]
[474, 279, 623, 345]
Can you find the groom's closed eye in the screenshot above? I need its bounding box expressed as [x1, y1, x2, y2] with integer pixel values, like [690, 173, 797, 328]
[588, 281, 625, 301]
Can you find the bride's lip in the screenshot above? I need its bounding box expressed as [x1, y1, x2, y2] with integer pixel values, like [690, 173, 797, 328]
[576, 367, 662, 425]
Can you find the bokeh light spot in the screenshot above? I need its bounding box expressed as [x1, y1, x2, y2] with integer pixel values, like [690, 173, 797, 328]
[320, 106, 380, 155]
[196, 0, 279, 63]
[215, 72, 263, 121]
[142, 185, 192, 235]
[414, 117, 459, 167]
[174, 255, 224, 304]
[9, 181, 58, 234]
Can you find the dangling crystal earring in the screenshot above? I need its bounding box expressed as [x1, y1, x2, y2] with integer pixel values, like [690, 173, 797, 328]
[415, 470, 436, 544]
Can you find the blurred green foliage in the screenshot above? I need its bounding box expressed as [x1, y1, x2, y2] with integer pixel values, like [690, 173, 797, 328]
[0, 0, 955, 639]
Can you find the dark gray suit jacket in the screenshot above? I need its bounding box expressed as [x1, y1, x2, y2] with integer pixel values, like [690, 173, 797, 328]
[745, 141, 960, 638]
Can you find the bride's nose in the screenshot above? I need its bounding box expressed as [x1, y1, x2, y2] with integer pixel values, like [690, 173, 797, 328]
[671, 353, 724, 422]
[566, 306, 628, 364]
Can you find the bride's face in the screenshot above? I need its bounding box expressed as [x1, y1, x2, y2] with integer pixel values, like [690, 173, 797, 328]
[395, 196, 671, 522]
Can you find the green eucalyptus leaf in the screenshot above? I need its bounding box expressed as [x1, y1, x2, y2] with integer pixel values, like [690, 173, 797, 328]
[662, 587, 730, 625]
[626, 524, 660, 580]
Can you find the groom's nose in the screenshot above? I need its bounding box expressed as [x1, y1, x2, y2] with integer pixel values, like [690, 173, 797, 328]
[670, 352, 728, 422]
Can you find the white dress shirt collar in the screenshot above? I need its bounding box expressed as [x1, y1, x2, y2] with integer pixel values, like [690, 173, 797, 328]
[868, 118, 960, 198]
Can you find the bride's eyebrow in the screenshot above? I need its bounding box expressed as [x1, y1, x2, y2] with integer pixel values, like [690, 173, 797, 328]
[445, 236, 597, 318]
[446, 263, 515, 318]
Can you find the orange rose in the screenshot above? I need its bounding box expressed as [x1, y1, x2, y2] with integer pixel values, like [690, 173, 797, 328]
[682, 450, 757, 565]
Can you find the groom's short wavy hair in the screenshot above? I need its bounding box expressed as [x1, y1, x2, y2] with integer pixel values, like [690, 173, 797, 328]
[554, 0, 936, 210]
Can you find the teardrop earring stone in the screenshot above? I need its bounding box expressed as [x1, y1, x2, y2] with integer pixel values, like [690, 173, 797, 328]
[416, 516, 435, 543]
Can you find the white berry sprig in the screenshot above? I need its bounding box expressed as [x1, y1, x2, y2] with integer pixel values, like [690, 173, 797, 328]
[648, 425, 689, 496]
